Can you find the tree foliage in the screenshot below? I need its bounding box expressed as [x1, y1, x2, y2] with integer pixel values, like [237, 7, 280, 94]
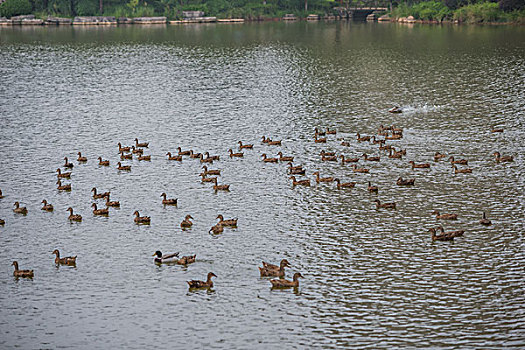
[0, 0, 32, 17]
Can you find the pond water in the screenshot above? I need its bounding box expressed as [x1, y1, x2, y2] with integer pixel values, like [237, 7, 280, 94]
[0, 22, 524, 349]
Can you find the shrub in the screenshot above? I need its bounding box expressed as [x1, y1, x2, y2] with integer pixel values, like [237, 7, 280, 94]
[0, 0, 32, 17]
[453, 1, 501, 23]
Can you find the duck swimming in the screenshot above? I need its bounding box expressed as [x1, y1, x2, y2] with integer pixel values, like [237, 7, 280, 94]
[52, 249, 77, 265]
[153, 250, 179, 264]
[270, 272, 303, 288]
[12, 261, 34, 278]
[187, 272, 216, 289]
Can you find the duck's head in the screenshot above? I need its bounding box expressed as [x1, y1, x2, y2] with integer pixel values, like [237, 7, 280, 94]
[293, 272, 303, 280]
[208, 272, 217, 279]
[281, 259, 291, 268]
[52, 249, 59, 256]
[153, 251, 162, 258]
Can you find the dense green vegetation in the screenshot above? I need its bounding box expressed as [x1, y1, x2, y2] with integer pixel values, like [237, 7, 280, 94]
[1, 0, 523, 23]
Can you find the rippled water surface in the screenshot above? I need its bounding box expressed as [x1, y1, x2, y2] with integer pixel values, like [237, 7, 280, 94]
[1, 22, 524, 349]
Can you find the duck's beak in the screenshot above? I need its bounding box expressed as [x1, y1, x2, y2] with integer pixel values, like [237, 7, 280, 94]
[152, 253, 156, 256]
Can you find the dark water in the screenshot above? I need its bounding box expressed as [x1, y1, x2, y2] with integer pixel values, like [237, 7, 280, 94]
[0, 22, 524, 349]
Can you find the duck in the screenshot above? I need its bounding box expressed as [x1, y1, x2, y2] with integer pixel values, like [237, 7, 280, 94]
[287, 163, 306, 175]
[91, 203, 109, 216]
[261, 154, 278, 163]
[290, 176, 310, 186]
[429, 227, 454, 241]
[209, 223, 224, 234]
[432, 210, 458, 220]
[217, 214, 238, 227]
[326, 128, 336, 135]
[370, 136, 384, 145]
[212, 178, 230, 191]
[394, 148, 406, 156]
[133, 211, 150, 224]
[0, 219, 4, 225]
[229, 149, 244, 158]
[0, 188, 3, 198]
[479, 212, 492, 226]
[52, 249, 77, 265]
[77, 152, 87, 162]
[452, 165, 472, 174]
[153, 250, 179, 264]
[118, 143, 131, 153]
[261, 136, 271, 143]
[200, 173, 217, 183]
[409, 161, 430, 169]
[259, 259, 290, 277]
[388, 106, 402, 113]
[491, 127, 503, 133]
[385, 133, 402, 140]
[340, 155, 359, 164]
[373, 199, 396, 209]
[335, 178, 356, 189]
[204, 152, 220, 161]
[202, 166, 220, 176]
[117, 162, 131, 171]
[137, 155, 151, 161]
[356, 133, 371, 142]
[92, 187, 110, 199]
[363, 153, 380, 162]
[352, 165, 369, 173]
[134, 138, 149, 148]
[270, 272, 303, 288]
[13, 202, 28, 214]
[268, 139, 282, 146]
[380, 143, 394, 151]
[493, 152, 514, 162]
[388, 149, 403, 159]
[12, 261, 33, 278]
[63, 157, 74, 168]
[180, 215, 193, 228]
[313, 172, 334, 183]
[187, 272, 216, 289]
[448, 156, 468, 165]
[437, 225, 464, 238]
[41, 199, 53, 211]
[189, 150, 202, 159]
[314, 135, 327, 143]
[56, 180, 71, 191]
[120, 151, 132, 160]
[166, 152, 182, 161]
[104, 194, 120, 207]
[434, 152, 446, 162]
[56, 168, 72, 178]
[321, 155, 337, 162]
[277, 152, 294, 162]
[368, 181, 378, 192]
[177, 147, 191, 156]
[67, 207, 82, 222]
[98, 157, 110, 166]
[396, 177, 415, 186]
[320, 150, 336, 157]
[131, 146, 144, 155]
[341, 141, 350, 146]
[199, 155, 214, 165]
[238, 141, 253, 149]
[176, 254, 197, 265]
[160, 193, 177, 205]
[314, 128, 326, 136]
[262, 259, 290, 271]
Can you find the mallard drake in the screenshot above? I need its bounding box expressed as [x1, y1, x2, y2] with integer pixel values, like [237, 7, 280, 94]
[63, 157, 74, 168]
[356, 133, 371, 142]
[326, 128, 336, 135]
[202, 166, 220, 176]
[134, 138, 149, 148]
[91, 203, 109, 216]
[104, 194, 120, 207]
[41, 199, 53, 211]
[217, 214, 237, 227]
[479, 212, 492, 226]
[340, 155, 359, 164]
[409, 161, 430, 169]
[352, 165, 369, 173]
[138, 155, 151, 161]
[77, 152, 87, 162]
[56, 180, 71, 191]
[313, 172, 334, 183]
[160, 193, 177, 205]
[238, 141, 253, 149]
[176, 254, 196, 265]
[259, 259, 290, 277]
[92, 187, 110, 199]
[209, 223, 224, 234]
[261, 154, 278, 163]
[12, 261, 33, 278]
[388, 149, 403, 159]
[363, 153, 380, 162]
[177, 147, 191, 156]
[13, 202, 28, 214]
[429, 227, 454, 241]
[493, 152, 514, 162]
[368, 181, 378, 192]
[118, 143, 131, 153]
[322, 155, 337, 162]
[52, 249, 77, 265]
[335, 178, 356, 189]
[432, 210, 458, 220]
[438, 225, 464, 238]
[56, 168, 71, 178]
[117, 162, 131, 171]
[434, 152, 446, 162]
[448, 156, 468, 165]
[180, 215, 193, 228]
[491, 127, 503, 133]
[452, 165, 472, 174]
[212, 178, 230, 191]
[373, 199, 396, 209]
[187, 272, 216, 289]
[314, 135, 327, 143]
[290, 176, 310, 186]
[67, 207, 82, 222]
[98, 157, 110, 166]
[277, 152, 294, 162]
[200, 173, 217, 183]
[229, 149, 244, 158]
[205, 152, 220, 161]
[270, 272, 303, 288]
[133, 210, 150, 224]
[396, 177, 415, 186]
[388, 106, 402, 113]
[120, 151, 132, 160]
[166, 152, 183, 161]
[153, 250, 179, 264]
[189, 150, 202, 159]
[131, 146, 144, 155]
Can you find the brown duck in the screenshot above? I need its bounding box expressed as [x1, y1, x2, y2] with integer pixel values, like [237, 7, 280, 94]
[13, 202, 28, 214]
[202, 166, 220, 176]
[493, 152, 513, 162]
[259, 259, 290, 277]
[217, 214, 237, 227]
[67, 207, 82, 222]
[261, 154, 278, 163]
[91, 203, 109, 216]
[277, 152, 294, 162]
[479, 212, 492, 226]
[448, 156, 468, 165]
[77, 152, 87, 162]
[63, 157, 74, 168]
[238, 141, 253, 149]
[133, 211, 150, 224]
[176, 254, 197, 265]
[432, 210, 457, 220]
[409, 161, 430, 169]
[373, 199, 396, 209]
[335, 178, 356, 189]
[290, 176, 310, 186]
[212, 178, 230, 191]
[368, 181, 378, 193]
[52, 249, 77, 265]
[340, 155, 359, 164]
[166, 152, 182, 161]
[12, 261, 34, 278]
[56, 180, 71, 191]
[98, 157, 110, 166]
[313, 172, 334, 183]
[104, 194, 120, 207]
[180, 215, 193, 228]
[270, 272, 303, 288]
[229, 149, 244, 158]
[160, 193, 177, 205]
[396, 177, 415, 186]
[135, 138, 149, 148]
[41, 199, 53, 211]
[187, 272, 216, 289]
[92, 188, 110, 199]
[117, 162, 131, 171]
[56, 168, 72, 178]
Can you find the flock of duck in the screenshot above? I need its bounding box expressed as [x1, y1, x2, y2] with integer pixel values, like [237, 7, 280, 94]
[1, 120, 514, 289]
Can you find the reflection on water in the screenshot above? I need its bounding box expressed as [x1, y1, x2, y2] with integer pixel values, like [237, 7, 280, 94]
[0, 22, 524, 349]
